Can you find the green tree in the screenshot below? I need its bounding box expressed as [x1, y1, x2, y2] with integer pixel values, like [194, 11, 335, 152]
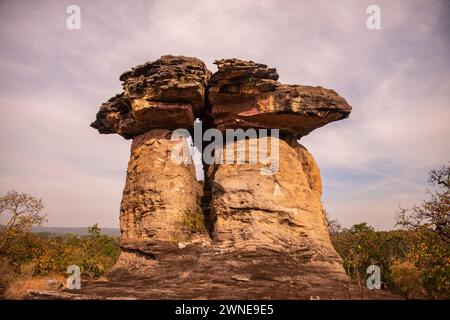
[332, 222, 414, 297]
[88, 223, 101, 238]
[77, 224, 120, 277]
[397, 164, 450, 299]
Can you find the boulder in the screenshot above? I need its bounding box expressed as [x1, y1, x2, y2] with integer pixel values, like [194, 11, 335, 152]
[91, 55, 211, 139]
[120, 55, 211, 114]
[208, 59, 352, 138]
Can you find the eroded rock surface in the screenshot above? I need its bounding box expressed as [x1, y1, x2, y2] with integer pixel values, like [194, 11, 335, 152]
[119, 129, 204, 255]
[120, 55, 211, 113]
[207, 137, 345, 275]
[208, 59, 352, 138]
[26, 247, 402, 300]
[91, 55, 211, 138]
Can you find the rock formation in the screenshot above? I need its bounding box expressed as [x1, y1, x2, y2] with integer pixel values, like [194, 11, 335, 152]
[89, 55, 365, 299]
[91, 55, 211, 138]
[119, 129, 204, 255]
[208, 137, 344, 275]
[208, 59, 351, 138]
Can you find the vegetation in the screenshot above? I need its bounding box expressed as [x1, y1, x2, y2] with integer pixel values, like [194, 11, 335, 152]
[175, 210, 207, 241]
[1, 223, 120, 276]
[331, 224, 423, 298]
[0, 191, 46, 251]
[396, 164, 449, 298]
[330, 164, 450, 299]
[0, 193, 120, 298]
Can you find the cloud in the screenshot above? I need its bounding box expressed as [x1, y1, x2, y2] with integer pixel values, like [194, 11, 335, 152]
[0, 0, 449, 229]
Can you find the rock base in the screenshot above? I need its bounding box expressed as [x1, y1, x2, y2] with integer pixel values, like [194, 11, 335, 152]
[26, 246, 401, 300]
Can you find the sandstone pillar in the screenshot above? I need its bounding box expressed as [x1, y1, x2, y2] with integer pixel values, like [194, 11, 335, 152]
[119, 129, 203, 254]
[91, 55, 211, 256]
[207, 59, 352, 274]
[207, 136, 345, 274]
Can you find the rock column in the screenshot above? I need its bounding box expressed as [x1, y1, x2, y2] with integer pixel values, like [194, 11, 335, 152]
[91, 55, 211, 255]
[207, 59, 351, 273]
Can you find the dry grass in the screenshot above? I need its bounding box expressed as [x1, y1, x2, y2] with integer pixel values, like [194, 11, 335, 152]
[4, 274, 66, 299]
[0, 257, 67, 299]
[93, 276, 109, 283]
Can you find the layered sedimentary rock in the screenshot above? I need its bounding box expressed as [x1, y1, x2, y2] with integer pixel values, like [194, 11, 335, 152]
[120, 55, 211, 114]
[209, 59, 352, 138]
[205, 59, 350, 276]
[91, 55, 210, 255]
[90, 93, 196, 139]
[91, 55, 211, 138]
[120, 129, 203, 255]
[90, 55, 362, 299]
[206, 136, 345, 279]
[209, 139, 332, 248]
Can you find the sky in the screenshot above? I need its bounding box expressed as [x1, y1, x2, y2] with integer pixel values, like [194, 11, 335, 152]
[0, 0, 449, 230]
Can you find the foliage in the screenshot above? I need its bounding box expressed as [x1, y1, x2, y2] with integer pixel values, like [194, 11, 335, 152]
[179, 210, 207, 234]
[409, 229, 450, 299]
[330, 164, 450, 299]
[389, 259, 425, 299]
[396, 164, 450, 299]
[331, 223, 414, 294]
[0, 190, 46, 251]
[0, 224, 120, 280]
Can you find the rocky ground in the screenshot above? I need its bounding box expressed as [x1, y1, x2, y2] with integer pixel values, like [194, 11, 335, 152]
[25, 245, 401, 300]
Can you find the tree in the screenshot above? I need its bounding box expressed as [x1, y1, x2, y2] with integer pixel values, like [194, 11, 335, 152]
[88, 223, 101, 238]
[396, 164, 450, 299]
[324, 210, 342, 236]
[80, 224, 120, 277]
[0, 191, 46, 251]
[397, 164, 449, 243]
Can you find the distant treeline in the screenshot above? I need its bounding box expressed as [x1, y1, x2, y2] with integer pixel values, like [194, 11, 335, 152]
[30, 226, 120, 237]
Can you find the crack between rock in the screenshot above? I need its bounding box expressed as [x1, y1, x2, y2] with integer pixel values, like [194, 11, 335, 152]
[199, 84, 217, 240]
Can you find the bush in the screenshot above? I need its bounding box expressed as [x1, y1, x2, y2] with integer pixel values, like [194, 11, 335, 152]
[390, 259, 425, 299]
[179, 210, 207, 234]
[331, 222, 449, 299]
[331, 223, 413, 287]
[412, 230, 450, 299]
[0, 224, 120, 280]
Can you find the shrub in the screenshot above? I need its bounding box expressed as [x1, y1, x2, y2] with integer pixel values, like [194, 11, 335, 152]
[180, 210, 207, 234]
[390, 259, 425, 299]
[0, 224, 120, 281]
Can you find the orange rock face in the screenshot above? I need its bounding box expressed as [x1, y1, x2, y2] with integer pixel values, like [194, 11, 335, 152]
[119, 129, 204, 255]
[208, 59, 352, 138]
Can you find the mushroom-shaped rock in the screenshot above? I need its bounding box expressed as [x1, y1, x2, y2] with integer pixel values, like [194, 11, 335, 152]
[208, 59, 352, 138]
[90, 56, 360, 299]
